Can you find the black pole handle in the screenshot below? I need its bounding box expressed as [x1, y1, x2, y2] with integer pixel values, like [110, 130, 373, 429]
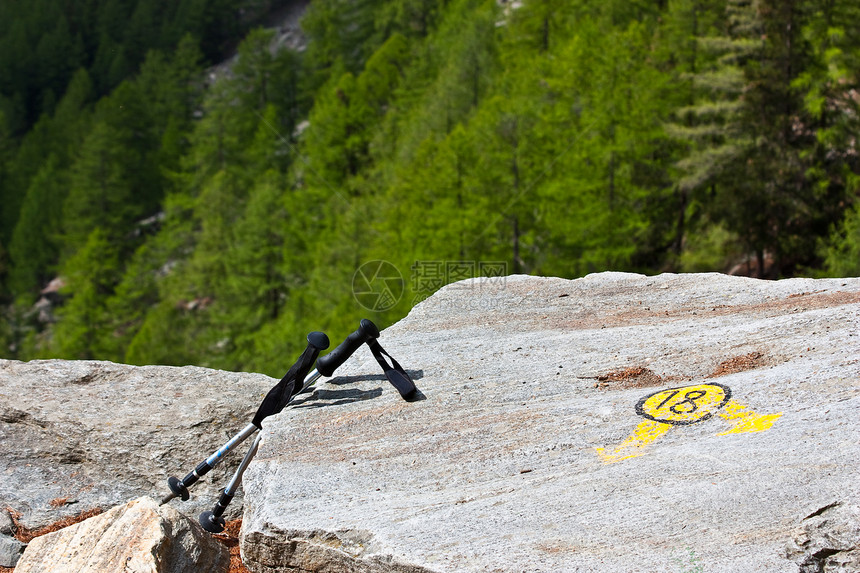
[252, 331, 330, 429]
[316, 319, 380, 377]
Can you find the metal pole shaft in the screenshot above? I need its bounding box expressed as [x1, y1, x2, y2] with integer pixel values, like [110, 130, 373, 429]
[203, 368, 322, 470]
[224, 432, 263, 496]
[163, 366, 328, 506]
[204, 422, 258, 468]
[297, 368, 322, 395]
[198, 432, 263, 532]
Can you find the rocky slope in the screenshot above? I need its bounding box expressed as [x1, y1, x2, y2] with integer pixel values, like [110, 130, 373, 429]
[2, 272, 858, 571]
[239, 272, 860, 572]
[0, 360, 275, 532]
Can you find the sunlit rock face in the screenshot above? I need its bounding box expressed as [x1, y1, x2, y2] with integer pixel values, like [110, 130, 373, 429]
[1, 272, 857, 571]
[0, 359, 275, 530]
[15, 496, 229, 573]
[240, 272, 860, 573]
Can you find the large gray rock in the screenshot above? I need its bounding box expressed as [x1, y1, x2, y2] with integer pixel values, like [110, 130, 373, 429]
[0, 533, 25, 567]
[14, 496, 228, 573]
[0, 359, 275, 529]
[240, 272, 860, 572]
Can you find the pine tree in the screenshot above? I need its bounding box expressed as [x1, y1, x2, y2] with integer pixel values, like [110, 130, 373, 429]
[301, 0, 389, 94]
[794, 0, 860, 266]
[1, 20, 36, 126]
[377, 0, 444, 39]
[1, 117, 56, 249]
[425, 5, 497, 132]
[233, 28, 279, 112]
[63, 118, 139, 252]
[124, 302, 196, 366]
[303, 71, 368, 186]
[658, 0, 727, 262]
[667, 0, 767, 273]
[121, 192, 200, 366]
[3, 68, 94, 297]
[137, 35, 204, 174]
[823, 202, 860, 277]
[125, 0, 162, 69]
[53, 228, 121, 359]
[35, 12, 78, 117]
[0, 110, 12, 275]
[803, 0, 860, 276]
[216, 171, 290, 368]
[668, 0, 849, 276]
[519, 14, 673, 276]
[101, 228, 176, 362]
[668, 0, 758, 196]
[7, 157, 67, 297]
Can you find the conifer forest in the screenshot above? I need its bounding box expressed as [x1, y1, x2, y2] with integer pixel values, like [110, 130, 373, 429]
[0, 0, 858, 374]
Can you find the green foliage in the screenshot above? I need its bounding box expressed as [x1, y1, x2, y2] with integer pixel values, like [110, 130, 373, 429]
[302, 0, 384, 76]
[679, 221, 739, 273]
[54, 228, 121, 359]
[7, 156, 67, 298]
[0, 111, 12, 296]
[63, 117, 142, 251]
[121, 192, 200, 366]
[3, 0, 860, 369]
[0, 0, 283, 136]
[664, 0, 860, 276]
[823, 199, 860, 277]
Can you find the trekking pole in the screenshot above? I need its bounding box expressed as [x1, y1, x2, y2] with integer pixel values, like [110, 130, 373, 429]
[310, 318, 380, 384]
[197, 319, 386, 532]
[160, 331, 331, 505]
[199, 432, 262, 533]
[160, 320, 383, 506]
[160, 423, 258, 505]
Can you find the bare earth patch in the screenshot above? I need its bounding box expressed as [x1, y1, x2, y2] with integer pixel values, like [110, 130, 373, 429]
[709, 352, 766, 378]
[596, 367, 664, 390]
[213, 519, 251, 573]
[6, 506, 103, 545]
[595, 352, 772, 390]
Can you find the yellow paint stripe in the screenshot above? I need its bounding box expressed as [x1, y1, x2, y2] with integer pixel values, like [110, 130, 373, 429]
[595, 419, 673, 464]
[715, 399, 782, 435]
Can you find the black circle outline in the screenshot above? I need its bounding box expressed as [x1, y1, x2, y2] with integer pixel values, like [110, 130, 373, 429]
[635, 383, 732, 426]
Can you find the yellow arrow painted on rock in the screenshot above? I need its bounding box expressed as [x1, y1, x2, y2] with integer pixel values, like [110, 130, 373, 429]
[595, 419, 673, 463]
[715, 399, 782, 435]
[595, 384, 783, 464]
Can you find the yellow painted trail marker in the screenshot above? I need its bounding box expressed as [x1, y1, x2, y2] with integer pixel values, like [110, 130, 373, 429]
[715, 399, 782, 435]
[595, 419, 672, 463]
[596, 383, 782, 464]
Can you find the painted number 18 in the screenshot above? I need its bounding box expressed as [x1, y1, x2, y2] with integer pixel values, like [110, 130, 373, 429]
[636, 383, 731, 426]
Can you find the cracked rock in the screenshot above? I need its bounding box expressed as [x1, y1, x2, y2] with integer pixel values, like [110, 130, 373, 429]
[786, 502, 860, 573]
[15, 496, 228, 573]
[0, 534, 25, 568]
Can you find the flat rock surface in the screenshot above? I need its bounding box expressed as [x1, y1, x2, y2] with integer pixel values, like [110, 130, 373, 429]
[0, 360, 275, 529]
[241, 272, 860, 572]
[15, 496, 228, 572]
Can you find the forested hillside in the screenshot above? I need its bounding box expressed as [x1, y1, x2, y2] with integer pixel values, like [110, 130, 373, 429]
[1, 0, 859, 375]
